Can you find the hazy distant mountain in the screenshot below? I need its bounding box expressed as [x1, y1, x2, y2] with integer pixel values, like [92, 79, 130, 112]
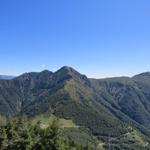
[0, 75, 15, 80]
[0, 66, 150, 149]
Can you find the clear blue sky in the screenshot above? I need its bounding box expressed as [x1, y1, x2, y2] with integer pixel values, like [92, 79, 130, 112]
[0, 0, 150, 78]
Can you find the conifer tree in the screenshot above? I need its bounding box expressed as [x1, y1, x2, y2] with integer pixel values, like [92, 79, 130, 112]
[0, 127, 8, 150]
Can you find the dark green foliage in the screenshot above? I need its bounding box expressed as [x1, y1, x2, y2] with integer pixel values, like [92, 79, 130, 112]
[2, 116, 33, 150]
[0, 116, 92, 150]
[0, 127, 7, 149]
[32, 119, 66, 150]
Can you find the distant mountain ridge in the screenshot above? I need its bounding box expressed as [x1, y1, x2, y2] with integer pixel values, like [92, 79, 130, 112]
[0, 66, 150, 140]
[0, 75, 15, 80]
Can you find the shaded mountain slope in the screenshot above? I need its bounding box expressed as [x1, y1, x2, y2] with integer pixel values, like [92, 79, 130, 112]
[90, 77, 150, 135]
[0, 67, 150, 138]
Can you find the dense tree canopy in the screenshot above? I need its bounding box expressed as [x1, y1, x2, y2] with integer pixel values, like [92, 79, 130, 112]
[0, 116, 92, 150]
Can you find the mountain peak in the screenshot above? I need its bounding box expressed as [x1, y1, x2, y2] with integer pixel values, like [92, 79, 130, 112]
[57, 66, 77, 73]
[133, 72, 150, 80]
[39, 70, 53, 75]
[133, 72, 150, 77]
[53, 66, 89, 85]
[133, 72, 150, 85]
[55, 66, 81, 76]
[15, 70, 53, 81]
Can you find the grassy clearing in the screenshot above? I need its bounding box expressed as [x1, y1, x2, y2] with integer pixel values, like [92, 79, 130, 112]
[124, 130, 148, 146]
[31, 114, 78, 129]
[97, 143, 105, 150]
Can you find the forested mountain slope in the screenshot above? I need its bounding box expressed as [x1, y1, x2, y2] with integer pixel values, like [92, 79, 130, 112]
[0, 66, 150, 141]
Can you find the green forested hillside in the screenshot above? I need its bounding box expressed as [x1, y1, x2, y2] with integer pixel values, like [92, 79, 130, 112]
[0, 115, 95, 150]
[0, 115, 149, 150]
[0, 66, 150, 149]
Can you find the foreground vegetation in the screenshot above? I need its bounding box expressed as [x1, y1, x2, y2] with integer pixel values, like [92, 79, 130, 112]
[0, 115, 149, 150]
[0, 116, 93, 150]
